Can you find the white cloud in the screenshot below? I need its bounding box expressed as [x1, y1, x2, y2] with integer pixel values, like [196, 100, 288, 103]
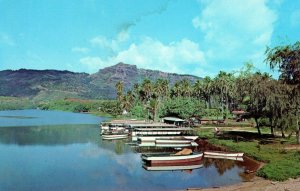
[193, 0, 277, 71]
[90, 30, 130, 52]
[71, 47, 89, 53]
[79, 56, 109, 72]
[0, 33, 15, 46]
[80, 37, 206, 75]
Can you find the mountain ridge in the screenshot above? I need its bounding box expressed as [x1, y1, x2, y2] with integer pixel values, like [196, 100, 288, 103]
[0, 63, 201, 100]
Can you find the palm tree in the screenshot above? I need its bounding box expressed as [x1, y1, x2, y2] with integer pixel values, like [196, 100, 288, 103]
[141, 79, 153, 102]
[193, 79, 202, 99]
[154, 78, 170, 100]
[115, 81, 123, 102]
[202, 77, 213, 108]
[171, 81, 181, 97]
[181, 79, 192, 97]
[122, 91, 134, 112]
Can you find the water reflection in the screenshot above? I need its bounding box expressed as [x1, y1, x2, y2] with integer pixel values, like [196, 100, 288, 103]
[203, 158, 236, 175]
[0, 125, 98, 145]
[0, 110, 260, 190]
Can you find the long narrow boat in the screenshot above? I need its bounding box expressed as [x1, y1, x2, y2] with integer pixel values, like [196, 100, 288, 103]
[141, 152, 203, 164]
[155, 139, 198, 148]
[204, 151, 244, 157]
[204, 154, 244, 161]
[102, 133, 128, 140]
[143, 164, 203, 171]
[138, 136, 198, 142]
[155, 138, 194, 144]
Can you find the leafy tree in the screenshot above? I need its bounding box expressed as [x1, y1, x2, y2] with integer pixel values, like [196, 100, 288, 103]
[159, 97, 205, 119]
[239, 72, 271, 136]
[265, 41, 300, 143]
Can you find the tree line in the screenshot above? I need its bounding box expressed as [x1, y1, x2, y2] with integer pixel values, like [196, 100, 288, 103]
[116, 41, 300, 144]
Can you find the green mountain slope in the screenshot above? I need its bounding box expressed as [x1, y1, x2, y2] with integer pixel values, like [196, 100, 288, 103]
[0, 63, 201, 100]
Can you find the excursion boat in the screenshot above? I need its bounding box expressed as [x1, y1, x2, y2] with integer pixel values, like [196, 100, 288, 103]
[141, 149, 203, 164]
[130, 123, 196, 142]
[143, 163, 203, 171]
[204, 151, 244, 157]
[100, 119, 147, 135]
[102, 133, 128, 140]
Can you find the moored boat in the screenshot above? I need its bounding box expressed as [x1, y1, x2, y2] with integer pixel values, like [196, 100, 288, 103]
[204, 151, 244, 157]
[141, 148, 203, 164]
[102, 133, 128, 140]
[137, 135, 198, 142]
[204, 154, 244, 161]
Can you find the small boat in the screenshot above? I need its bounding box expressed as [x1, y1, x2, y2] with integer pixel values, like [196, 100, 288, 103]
[155, 138, 194, 144]
[143, 164, 203, 171]
[141, 148, 203, 164]
[102, 133, 128, 140]
[204, 151, 244, 157]
[204, 154, 244, 161]
[137, 136, 198, 142]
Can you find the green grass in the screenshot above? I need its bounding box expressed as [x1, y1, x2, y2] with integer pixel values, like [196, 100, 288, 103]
[195, 128, 300, 181]
[0, 96, 36, 110]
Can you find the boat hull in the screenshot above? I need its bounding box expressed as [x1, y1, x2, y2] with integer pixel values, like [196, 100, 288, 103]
[204, 151, 244, 157]
[204, 154, 244, 161]
[141, 152, 203, 165]
[102, 134, 128, 140]
[134, 135, 198, 142]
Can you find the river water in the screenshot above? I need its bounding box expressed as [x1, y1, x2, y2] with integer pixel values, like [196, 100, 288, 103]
[0, 110, 251, 191]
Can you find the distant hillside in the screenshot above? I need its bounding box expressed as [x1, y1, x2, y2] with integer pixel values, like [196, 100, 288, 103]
[0, 63, 201, 100]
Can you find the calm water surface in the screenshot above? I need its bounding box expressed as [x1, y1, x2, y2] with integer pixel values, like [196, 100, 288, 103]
[0, 110, 250, 191]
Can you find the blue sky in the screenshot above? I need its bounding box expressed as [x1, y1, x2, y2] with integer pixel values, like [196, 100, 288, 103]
[0, 0, 299, 77]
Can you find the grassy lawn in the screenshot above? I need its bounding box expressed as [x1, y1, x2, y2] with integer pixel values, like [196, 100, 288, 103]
[194, 127, 300, 181]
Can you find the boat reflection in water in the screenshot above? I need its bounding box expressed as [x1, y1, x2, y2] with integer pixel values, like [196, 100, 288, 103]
[143, 160, 203, 171]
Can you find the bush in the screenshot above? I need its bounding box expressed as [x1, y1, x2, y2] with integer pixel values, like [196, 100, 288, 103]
[130, 103, 147, 118]
[159, 97, 205, 119]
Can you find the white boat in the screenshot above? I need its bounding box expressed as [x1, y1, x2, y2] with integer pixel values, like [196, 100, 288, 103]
[102, 133, 128, 140]
[155, 139, 198, 148]
[204, 154, 244, 161]
[100, 119, 147, 135]
[136, 135, 198, 142]
[204, 151, 244, 157]
[155, 138, 194, 144]
[143, 164, 203, 171]
[141, 149, 203, 164]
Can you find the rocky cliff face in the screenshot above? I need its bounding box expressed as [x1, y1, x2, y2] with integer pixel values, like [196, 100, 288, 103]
[0, 63, 201, 100]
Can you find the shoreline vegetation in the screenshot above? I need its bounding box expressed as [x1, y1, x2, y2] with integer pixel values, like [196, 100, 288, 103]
[1, 42, 300, 188]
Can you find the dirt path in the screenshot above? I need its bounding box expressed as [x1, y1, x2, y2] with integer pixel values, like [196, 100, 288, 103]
[186, 177, 300, 191]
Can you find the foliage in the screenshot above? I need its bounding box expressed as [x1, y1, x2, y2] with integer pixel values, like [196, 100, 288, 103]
[265, 41, 300, 143]
[130, 103, 147, 118]
[38, 99, 122, 116]
[0, 96, 36, 110]
[207, 136, 300, 181]
[159, 97, 205, 119]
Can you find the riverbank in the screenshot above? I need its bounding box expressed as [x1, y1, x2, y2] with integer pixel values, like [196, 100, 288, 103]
[194, 127, 300, 181]
[187, 177, 300, 191]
